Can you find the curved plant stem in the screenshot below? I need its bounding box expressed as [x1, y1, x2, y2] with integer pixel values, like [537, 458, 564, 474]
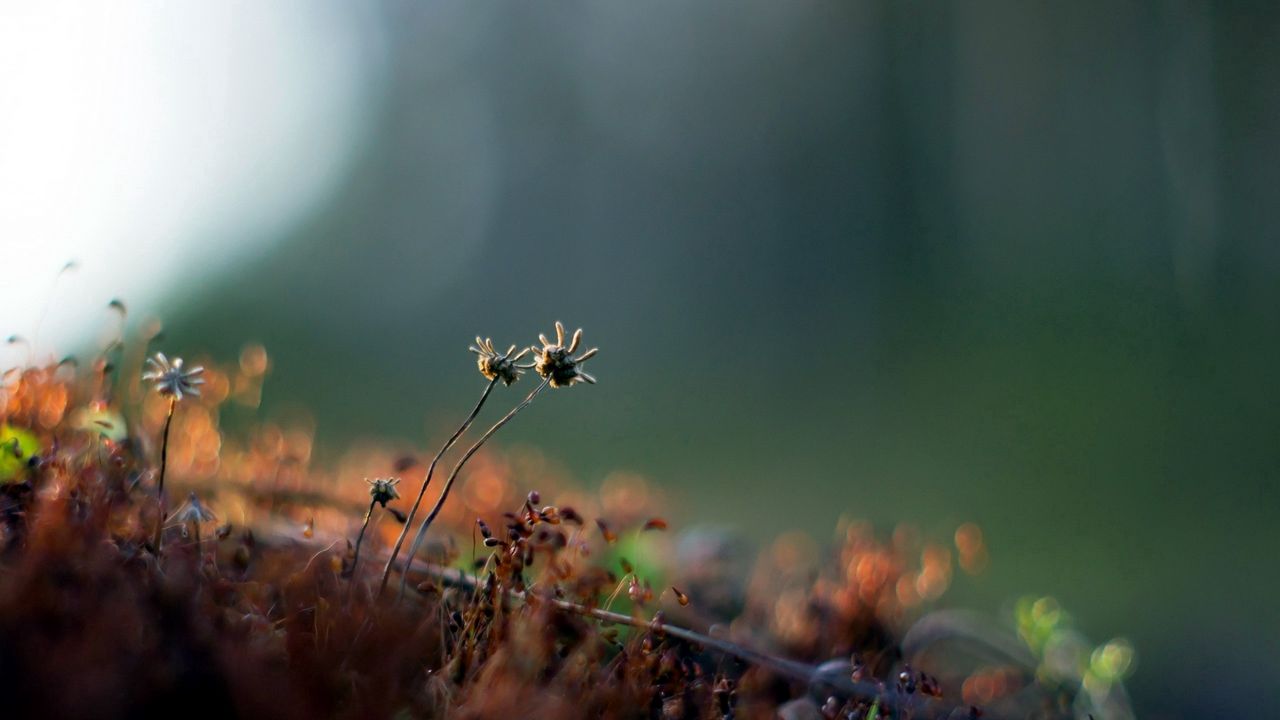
[348, 498, 378, 603]
[152, 397, 176, 554]
[397, 376, 550, 600]
[379, 378, 499, 595]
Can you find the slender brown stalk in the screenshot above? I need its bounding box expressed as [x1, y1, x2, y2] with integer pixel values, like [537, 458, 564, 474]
[348, 498, 378, 602]
[378, 377, 499, 594]
[397, 376, 550, 600]
[152, 397, 176, 553]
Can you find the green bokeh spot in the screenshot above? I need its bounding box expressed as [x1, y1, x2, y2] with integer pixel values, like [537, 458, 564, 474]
[0, 424, 40, 483]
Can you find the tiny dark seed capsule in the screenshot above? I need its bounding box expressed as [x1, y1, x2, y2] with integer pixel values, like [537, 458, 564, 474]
[596, 519, 617, 543]
[527, 490, 540, 505]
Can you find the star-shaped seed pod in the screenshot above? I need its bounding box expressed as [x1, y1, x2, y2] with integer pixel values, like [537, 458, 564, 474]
[531, 321, 598, 388]
[142, 352, 205, 400]
[367, 477, 401, 508]
[469, 337, 533, 386]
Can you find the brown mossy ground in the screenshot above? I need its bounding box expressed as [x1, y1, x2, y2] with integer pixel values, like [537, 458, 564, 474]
[0, 356, 1089, 719]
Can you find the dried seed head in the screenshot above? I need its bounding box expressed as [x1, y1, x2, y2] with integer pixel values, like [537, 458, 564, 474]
[469, 337, 533, 386]
[142, 352, 205, 400]
[168, 492, 217, 525]
[671, 586, 690, 606]
[559, 506, 583, 526]
[366, 477, 401, 507]
[530, 321, 598, 388]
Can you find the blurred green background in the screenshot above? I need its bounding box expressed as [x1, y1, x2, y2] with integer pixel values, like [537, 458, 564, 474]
[16, 2, 1279, 718]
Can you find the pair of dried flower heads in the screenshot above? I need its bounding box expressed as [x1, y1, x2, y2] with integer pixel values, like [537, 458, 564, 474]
[384, 322, 598, 596]
[470, 321, 598, 388]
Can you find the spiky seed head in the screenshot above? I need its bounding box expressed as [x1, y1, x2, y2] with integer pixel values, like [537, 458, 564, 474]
[367, 477, 401, 507]
[530, 321, 598, 388]
[142, 352, 205, 401]
[469, 337, 533, 386]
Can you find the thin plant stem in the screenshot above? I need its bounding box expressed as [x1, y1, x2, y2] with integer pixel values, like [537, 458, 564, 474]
[152, 397, 176, 553]
[397, 376, 550, 600]
[348, 498, 379, 603]
[192, 521, 202, 563]
[378, 377, 499, 595]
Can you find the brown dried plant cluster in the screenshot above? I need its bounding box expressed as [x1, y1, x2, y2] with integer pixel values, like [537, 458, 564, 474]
[0, 318, 1124, 720]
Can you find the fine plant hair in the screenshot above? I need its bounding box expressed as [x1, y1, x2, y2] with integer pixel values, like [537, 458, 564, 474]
[168, 491, 217, 560]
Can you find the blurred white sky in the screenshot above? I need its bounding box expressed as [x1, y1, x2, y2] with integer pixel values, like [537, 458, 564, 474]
[0, 2, 384, 365]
